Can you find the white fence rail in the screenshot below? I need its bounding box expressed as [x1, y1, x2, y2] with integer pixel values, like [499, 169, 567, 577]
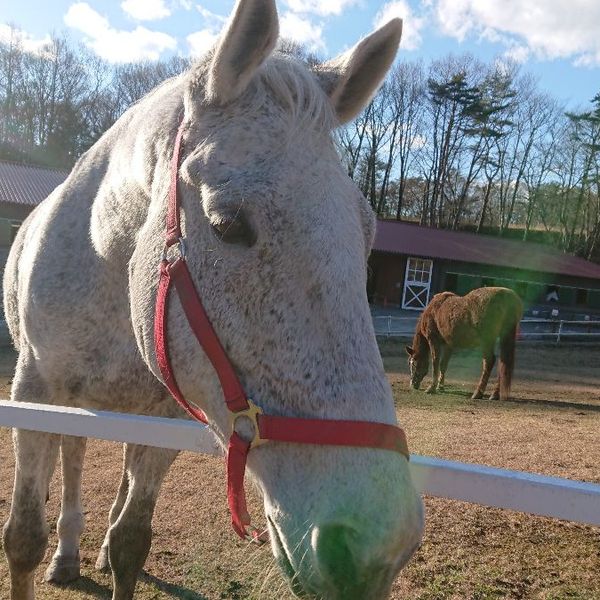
[373, 315, 600, 343]
[519, 318, 600, 343]
[373, 316, 416, 337]
[0, 400, 599, 527]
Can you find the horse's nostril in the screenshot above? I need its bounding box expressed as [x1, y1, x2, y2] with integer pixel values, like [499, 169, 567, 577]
[313, 524, 362, 593]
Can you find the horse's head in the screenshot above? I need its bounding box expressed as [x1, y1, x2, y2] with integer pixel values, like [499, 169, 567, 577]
[135, 0, 424, 596]
[406, 340, 429, 390]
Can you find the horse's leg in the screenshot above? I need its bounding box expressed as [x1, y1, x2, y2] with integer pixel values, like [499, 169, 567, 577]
[472, 345, 496, 400]
[4, 352, 61, 600]
[3, 429, 60, 600]
[108, 444, 178, 600]
[95, 444, 130, 572]
[438, 346, 452, 391]
[44, 435, 87, 583]
[425, 341, 441, 394]
[488, 384, 500, 401]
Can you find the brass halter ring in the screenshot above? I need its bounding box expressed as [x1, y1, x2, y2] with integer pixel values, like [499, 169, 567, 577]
[229, 398, 268, 449]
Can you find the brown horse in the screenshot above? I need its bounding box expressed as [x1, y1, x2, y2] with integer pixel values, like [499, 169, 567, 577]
[406, 287, 523, 400]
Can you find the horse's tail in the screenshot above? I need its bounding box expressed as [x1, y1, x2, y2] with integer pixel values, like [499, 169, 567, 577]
[498, 306, 521, 400]
[498, 326, 516, 401]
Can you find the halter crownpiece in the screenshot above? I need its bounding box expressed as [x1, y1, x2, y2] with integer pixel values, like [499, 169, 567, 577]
[154, 117, 410, 541]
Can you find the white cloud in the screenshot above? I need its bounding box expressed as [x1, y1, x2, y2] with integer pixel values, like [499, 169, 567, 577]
[64, 2, 176, 63]
[374, 1, 424, 51]
[0, 24, 51, 54]
[574, 51, 600, 68]
[65, 3, 109, 38]
[121, 0, 170, 21]
[187, 28, 219, 57]
[434, 0, 600, 66]
[280, 11, 326, 52]
[503, 44, 530, 64]
[196, 4, 227, 24]
[186, 5, 229, 57]
[284, 0, 360, 17]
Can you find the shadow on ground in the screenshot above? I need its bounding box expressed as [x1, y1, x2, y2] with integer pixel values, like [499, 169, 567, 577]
[140, 572, 208, 600]
[434, 387, 600, 412]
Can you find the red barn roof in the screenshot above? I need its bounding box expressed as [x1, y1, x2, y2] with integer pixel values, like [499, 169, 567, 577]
[373, 220, 600, 281]
[0, 160, 68, 207]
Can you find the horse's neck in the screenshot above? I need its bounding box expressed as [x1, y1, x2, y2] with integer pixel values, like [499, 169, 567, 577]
[88, 77, 185, 264]
[414, 331, 429, 356]
[108, 77, 184, 191]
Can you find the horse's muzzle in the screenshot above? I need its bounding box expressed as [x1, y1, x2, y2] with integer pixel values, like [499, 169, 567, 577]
[270, 521, 414, 600]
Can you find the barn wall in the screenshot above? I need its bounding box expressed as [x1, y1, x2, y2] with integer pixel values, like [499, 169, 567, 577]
[439, 260, 600, 290]
[437, 260, 600, 310]
[0, 204, 36, 325]
[0, 204, 33, 221]
[368, 253, 406, 306]
[370, 252, 600, 313]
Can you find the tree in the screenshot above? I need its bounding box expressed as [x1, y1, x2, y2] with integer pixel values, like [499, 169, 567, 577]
[0, 30, 189, 168]
[565, 94, 600, 257]
[423, 55, 485, 227]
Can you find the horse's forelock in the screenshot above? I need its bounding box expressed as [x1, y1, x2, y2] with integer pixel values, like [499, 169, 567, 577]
[184, 53, 337, 140]
[259, 54, 337, 131]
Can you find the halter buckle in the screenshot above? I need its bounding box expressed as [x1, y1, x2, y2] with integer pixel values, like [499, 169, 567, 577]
[230, 398, 267, 449]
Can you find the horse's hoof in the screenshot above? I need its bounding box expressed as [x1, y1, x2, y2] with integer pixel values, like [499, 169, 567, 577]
[471, 391, 483, 400]
[95, 546, 110, 572]
[488, 392, 500, 401]
[425, 386, 437, 394]
[44, 554, 81, 583]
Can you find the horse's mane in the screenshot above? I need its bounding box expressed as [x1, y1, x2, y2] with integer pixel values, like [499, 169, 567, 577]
[417, 292, 453, 327]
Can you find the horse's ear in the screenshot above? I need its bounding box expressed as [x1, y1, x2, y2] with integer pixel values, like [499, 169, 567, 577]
[405, 345, 414, 356]
[315, 19, 402, 124]
[206, 0, 279, 104]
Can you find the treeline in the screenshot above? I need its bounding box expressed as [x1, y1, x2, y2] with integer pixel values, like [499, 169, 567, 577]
[0, 28, 188, 168]
[1, 30, 599, 258]
[338, 55, 600, 259]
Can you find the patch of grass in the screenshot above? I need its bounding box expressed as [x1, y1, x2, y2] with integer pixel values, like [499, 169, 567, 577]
[0, 343, 599, 599]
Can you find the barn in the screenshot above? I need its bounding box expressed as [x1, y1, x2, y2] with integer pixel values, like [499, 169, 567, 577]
[368, 219, 600, 315]
[0, 160, 67, 253]
[0, 160, 68, 319]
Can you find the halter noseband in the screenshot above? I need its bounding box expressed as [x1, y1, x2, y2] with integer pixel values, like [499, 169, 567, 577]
[154, 118, 410, 541]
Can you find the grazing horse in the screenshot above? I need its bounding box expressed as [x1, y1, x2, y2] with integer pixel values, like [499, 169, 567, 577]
[1, 1, 424, 599]
[406, 287, 523, 400]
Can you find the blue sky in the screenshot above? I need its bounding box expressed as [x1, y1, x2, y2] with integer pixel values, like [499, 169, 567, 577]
[2, 0, 599, 110]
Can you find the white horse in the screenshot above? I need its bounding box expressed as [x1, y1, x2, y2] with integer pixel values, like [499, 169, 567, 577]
[2, 1, 424, 598]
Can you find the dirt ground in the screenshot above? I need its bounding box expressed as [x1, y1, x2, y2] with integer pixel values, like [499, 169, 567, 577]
[0, 342, 599, 599]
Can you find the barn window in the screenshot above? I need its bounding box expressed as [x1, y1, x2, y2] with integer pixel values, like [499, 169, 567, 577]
[406, 258, 431, 284]
[576, 288, 589, 305]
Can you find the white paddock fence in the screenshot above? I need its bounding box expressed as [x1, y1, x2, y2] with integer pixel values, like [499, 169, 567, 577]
[373, 315, 600, 343]
[0, 400, 599, 527]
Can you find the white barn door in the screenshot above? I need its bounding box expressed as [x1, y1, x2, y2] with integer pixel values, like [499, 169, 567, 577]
[402, 257, 433, 310]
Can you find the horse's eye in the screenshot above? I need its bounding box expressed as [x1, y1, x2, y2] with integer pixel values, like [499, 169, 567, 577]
[210, 213, 256, 247]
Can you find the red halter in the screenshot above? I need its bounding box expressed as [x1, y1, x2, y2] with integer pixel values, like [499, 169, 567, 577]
[154, 118, 410, 540]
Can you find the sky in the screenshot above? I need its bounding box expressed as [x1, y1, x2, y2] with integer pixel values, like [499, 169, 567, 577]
[1, 0, 600, 110]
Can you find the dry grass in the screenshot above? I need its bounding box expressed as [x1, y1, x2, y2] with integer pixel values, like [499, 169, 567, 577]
[0, 342, 599, 599]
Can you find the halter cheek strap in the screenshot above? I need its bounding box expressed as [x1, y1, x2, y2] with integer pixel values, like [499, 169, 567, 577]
[154, 118, 410, 541]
